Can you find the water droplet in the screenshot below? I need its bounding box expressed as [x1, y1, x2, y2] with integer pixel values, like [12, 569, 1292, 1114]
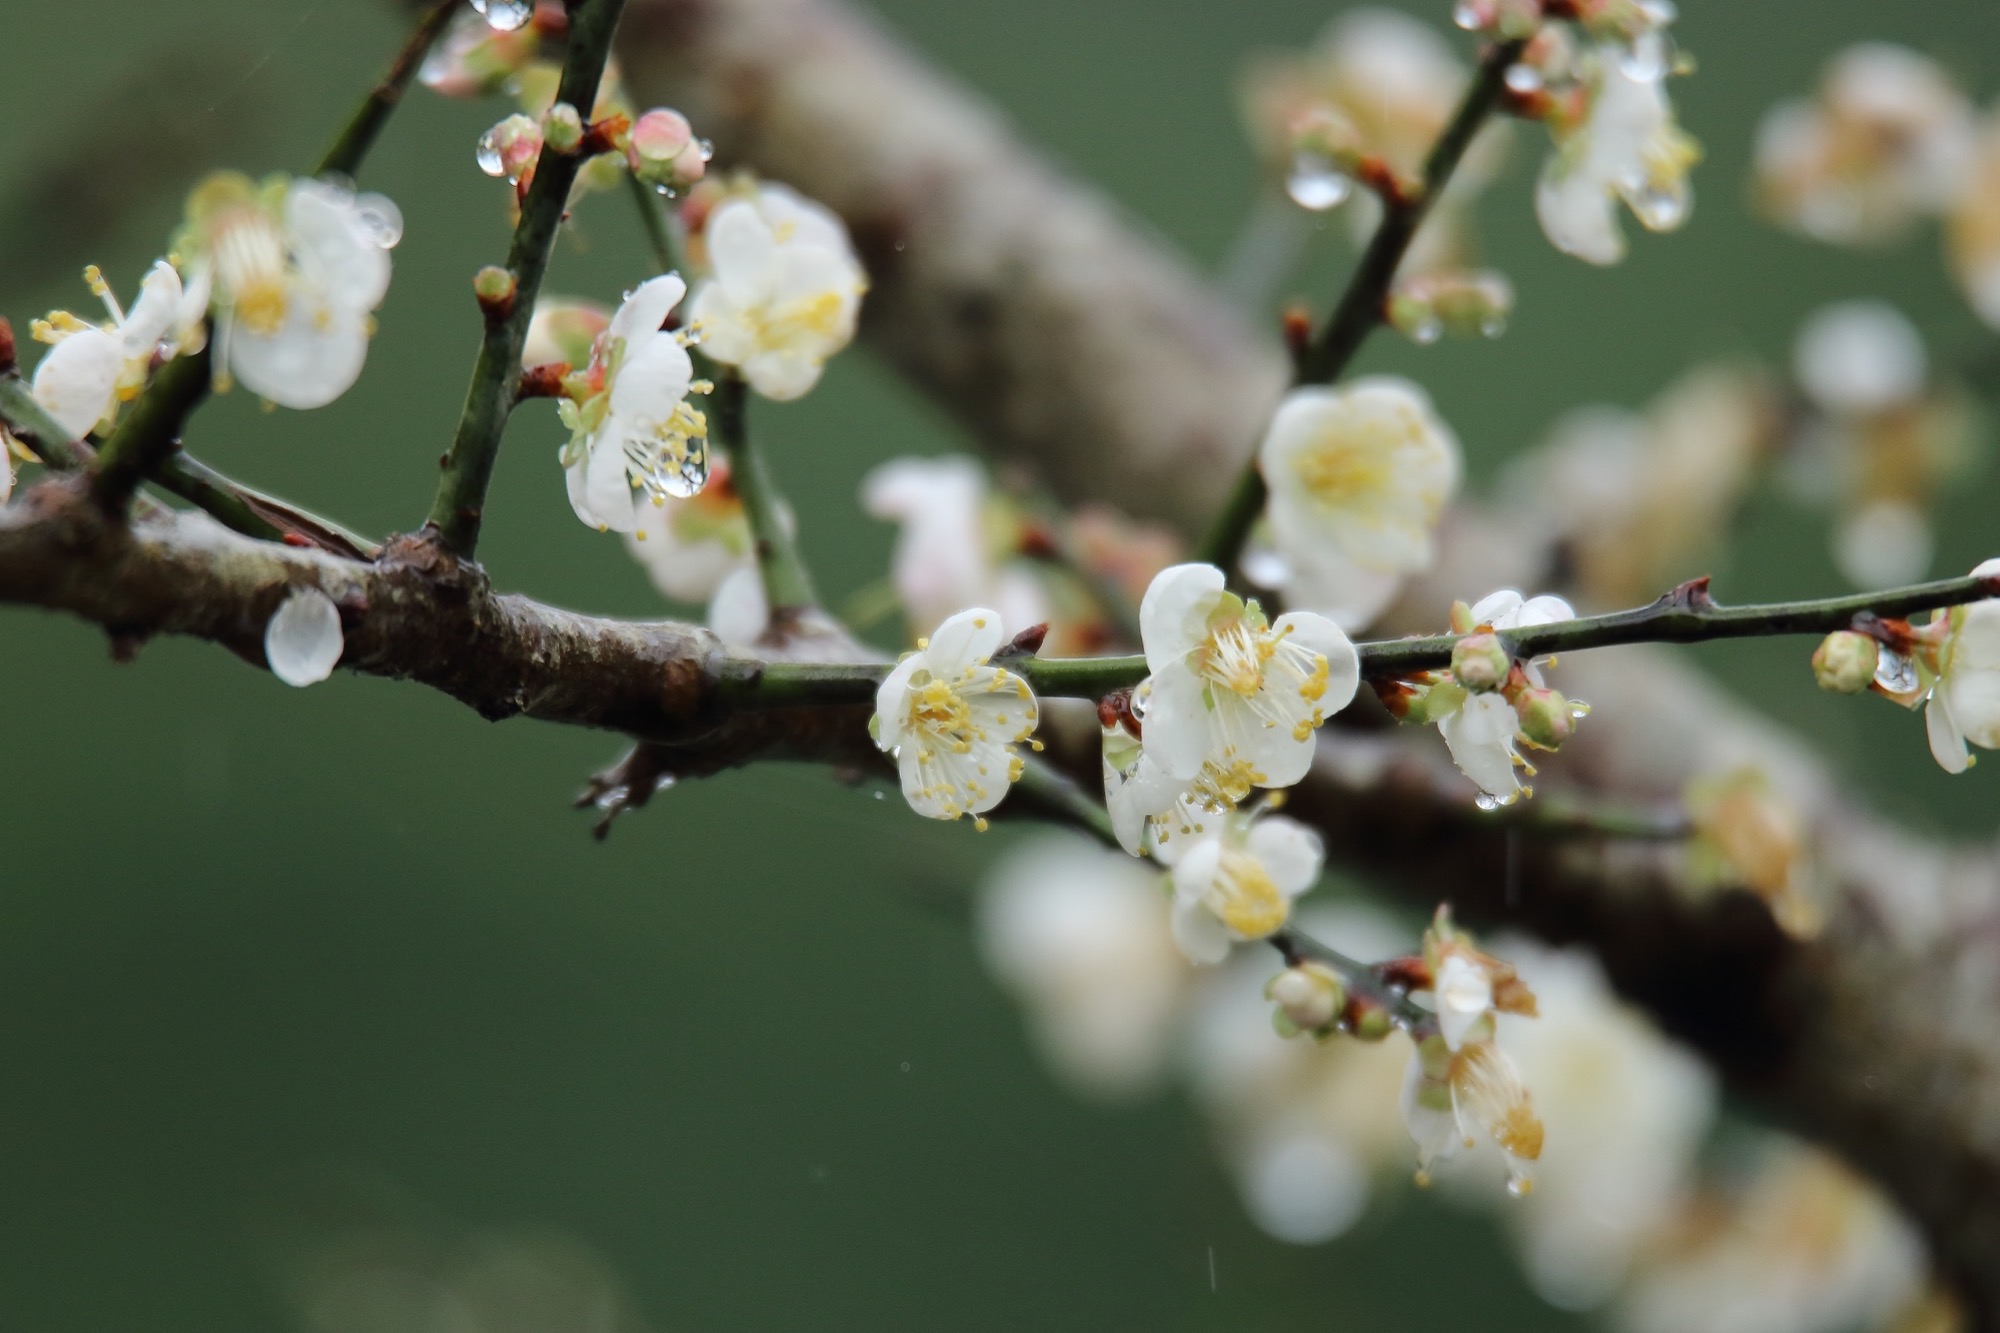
[469, 0, 532, 31]
[593, 783, 631, 812]
[476, 129, 507, 178]
[1473, 792, 1503, 812]
[1874, 650, 1918, 695]
[352, 194, 403, 249]
[652, 182, 679, 198]
[694, 137, 715, 163]
[1285, 152, 1352, 212]
[1504, 64, 1543, 95]
[1410, 316, 1444, 345]
[1452, 1, 1484, 30]
[1480, 315, 1507, 339]
[1505, 1175, 1533, 1198]
[899, 1061, 911, 1073]
[661, 437, 710, 498]
[265, 588, 344, 687]
[1627, 183, 1688, 231]
[651, 773, 678, 794]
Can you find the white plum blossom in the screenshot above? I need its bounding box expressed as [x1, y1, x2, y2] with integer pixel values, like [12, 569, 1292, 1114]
[688, 183, 866, 401]
[872, 607, 1039, 825]
[976, 833, 1189, 1100]
[1437, 589, 1577, 805]
[622, 464, 777, 605]
[861, 455, 1051, 641]
[1137, 563, 1359, 806]
[1157, 810, 1323, 964]
[177, 171, 400, 409]
[1254, 378, 1461, 630]
[1487, 939, 1716, 1312]
[558, 273, 710, 533]
[264, 587, 345, 687]
[1754, 43, 1975, 245]
[1923, 558, 2000, 774]
[1536, 50, 1698, 265]
[1400, 1032, 1543, 1193]
[29, 261, 204, 438]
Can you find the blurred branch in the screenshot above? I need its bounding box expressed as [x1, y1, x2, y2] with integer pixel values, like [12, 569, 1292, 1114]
[428, 0, 627, 557]
[617, 0, 2000, 1314]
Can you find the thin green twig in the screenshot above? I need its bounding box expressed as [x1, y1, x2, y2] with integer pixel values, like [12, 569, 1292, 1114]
[427, 0, 628, 557]
[315, 0, 461, 180]
[1194, 37, 1527, 579]
[90, 350, 210, 510]
[713, 572, 2000, 706]
[710, 372, 820, 617]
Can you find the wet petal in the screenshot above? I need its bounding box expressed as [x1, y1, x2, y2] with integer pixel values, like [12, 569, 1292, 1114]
[31, 328, 121, 436]
[1140, 563, 1225, 673]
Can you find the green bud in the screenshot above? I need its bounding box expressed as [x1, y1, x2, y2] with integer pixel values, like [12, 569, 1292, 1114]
[1451, 631, 1511, 692]
[1398, 677, 1468, 727]
[1812, 630, 1879, 694]
[1347, 997, 1393, 1042]
[1514, 687, 1577, 750]
[543, 101, 585, 154]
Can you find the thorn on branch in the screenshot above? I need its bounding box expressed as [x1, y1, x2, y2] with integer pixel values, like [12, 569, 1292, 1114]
[993, 621, 1049, 663]
[1663, 574, 1716, 614]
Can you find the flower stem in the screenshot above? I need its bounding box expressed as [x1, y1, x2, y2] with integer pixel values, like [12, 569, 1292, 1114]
[720, 572, 2000, 706]
[427, 0, 627, 558]
[627, 169, 688, 276]
[1008, 755, 1121, 849]
[314, 0, 461, 180]
[710, 371, 820, 618]
[1193, 36, 1528, 579]
[89, 350, 211, 511]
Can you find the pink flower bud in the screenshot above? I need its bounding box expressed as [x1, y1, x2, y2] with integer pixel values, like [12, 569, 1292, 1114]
[1451, 631, 1511, 692]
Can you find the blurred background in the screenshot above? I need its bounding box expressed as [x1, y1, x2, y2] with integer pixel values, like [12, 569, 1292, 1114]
[0, 0, 1996, 1328]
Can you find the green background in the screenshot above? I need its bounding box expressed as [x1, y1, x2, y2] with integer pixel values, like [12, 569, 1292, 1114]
[0, 1, 1995, 1328]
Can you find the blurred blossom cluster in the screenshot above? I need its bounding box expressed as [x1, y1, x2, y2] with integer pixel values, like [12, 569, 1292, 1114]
[977, 834, 1935, 1332]
[1755, 41, 2000, 335]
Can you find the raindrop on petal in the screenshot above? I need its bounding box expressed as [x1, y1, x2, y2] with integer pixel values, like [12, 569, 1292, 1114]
[1286, 152, 1352, 212]
[1473, 792, 1505, 812]
[1874, 650, 1919, 695]
[469, 0, 532, 31]
[265, 588, 344, 687]
[352, 194, 404, 249]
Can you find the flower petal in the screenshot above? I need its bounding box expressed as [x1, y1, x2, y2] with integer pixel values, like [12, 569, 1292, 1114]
[1140, 563, 1225, 674]
[608, 273, 688, 348]
[1927, 689, 1972, 774]
[264, 587, 344, 687]
[31, 328, 121, 436]
[1142, 665, 1215, 780]
[1272, 610, 1361, 714]
[227, 300, 369, 409]
[925, 607, 1006, 675]
[707, 200, 778, 306]
[1245, 816, 1324, 895]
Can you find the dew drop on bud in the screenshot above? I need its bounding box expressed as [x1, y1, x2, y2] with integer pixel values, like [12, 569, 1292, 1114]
[1452, 1, 1483, 30]
[694, 137, 715, 163]
[1503, 64, 1543, 95]
[476, 129, 507, 178]
[1286, 152, 1352, 212]
[265, 588, 344, 687]
[469, 0, 532, 31]
[1874, 649, 1919, 695]
[1410, 316, 1444, 346]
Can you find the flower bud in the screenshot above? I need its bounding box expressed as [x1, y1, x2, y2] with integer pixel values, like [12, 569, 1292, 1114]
[1514, 687, 1577, 750]
[1811, 630, 1880, 694]
[472, 265, 517, 319]
[1390, 271, 1513, 343]
[1346, 995, 1393, 1042]
[476, 113, 543, 184]
[1267, 963, 1345, 1037]
[543, 101, 585, 154]
[1396, 677, 1468, 727]
[1451, 632, 1511, 692]
[523, 298, 610, 368]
